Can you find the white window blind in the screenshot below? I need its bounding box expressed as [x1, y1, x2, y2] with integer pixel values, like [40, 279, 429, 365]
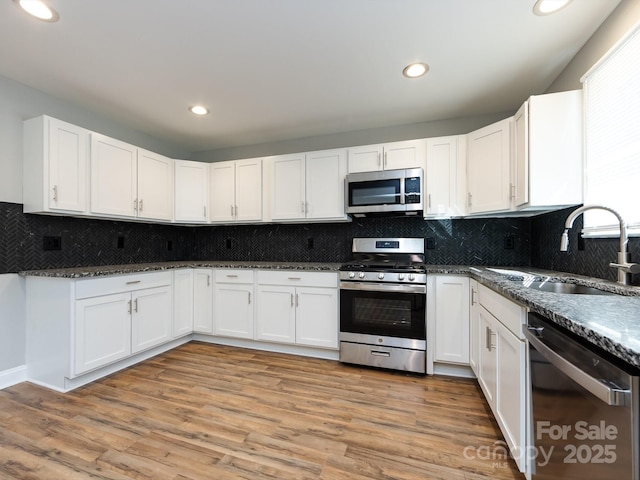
[581, 22, 640, 237]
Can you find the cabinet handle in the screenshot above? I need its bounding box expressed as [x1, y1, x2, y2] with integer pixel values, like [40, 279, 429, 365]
[295, 293, 299, 308]
[126, 280, 141, 285]
[428, 193, 432, 209]
[509, 183, 515, 200]
[485, 326, 496, 351]
[230, 205, 234, 217]
[290, 293, 294, 307]
[288, 277, 301, 281]
[52, 185, 58, 202]
[139, 199, 143, 212]
[467, 192, 472, 208]
[133, 299, 138, 312]
[127, 300, 132, 314]
[301, 201, 305, 214]
[203, 206, 207, 218]
[226, 274, 238, 278]
[133, 199, 138, 212]
[207, 274, 211, 286]
[248, 292, 251, 304]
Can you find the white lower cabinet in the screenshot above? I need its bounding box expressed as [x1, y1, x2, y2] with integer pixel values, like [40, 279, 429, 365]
[433, 275, 470, 364]
[173, 269, 194, 337]
[256, 271, 339, 349]
[473, 282, 528, 473]
[130, 286, 173, 354]
[75, 292, 132, 375]
[214, 269, 255, 339]
[193, 269, 214, 333]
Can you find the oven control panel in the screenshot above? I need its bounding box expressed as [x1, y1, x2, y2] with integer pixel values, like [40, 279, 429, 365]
[340, 271, 426, 284]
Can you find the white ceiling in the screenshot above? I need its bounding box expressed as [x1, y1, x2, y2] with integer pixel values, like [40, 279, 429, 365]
[0, 0, 621, 153]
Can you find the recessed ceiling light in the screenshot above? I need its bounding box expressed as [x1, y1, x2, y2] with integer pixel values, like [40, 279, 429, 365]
[189, 105, 209, 116]
[402, 63, 429, 79]
[533, 0, 572, 16]
[13, 0, 59, 22]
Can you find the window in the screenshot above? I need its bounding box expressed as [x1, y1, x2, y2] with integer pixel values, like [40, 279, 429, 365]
[581, 22, 640, 237]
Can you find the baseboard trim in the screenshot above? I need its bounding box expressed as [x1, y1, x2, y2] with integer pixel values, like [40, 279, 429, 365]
[0, 365, 27, 390]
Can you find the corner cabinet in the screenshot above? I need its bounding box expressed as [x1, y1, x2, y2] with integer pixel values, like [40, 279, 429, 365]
[210, 158, 262, 223]
[346, 139, 426, 173]
[174, 160, 209, 223]
[267, 149, 348, 222]
[432, 275, 470, 365]
[466, 118, 512, 215]
[256, 271, 338, 349]
[173, 269, 194, 337]
[473, 282, 528, 473]
[23, 115, 90, 215]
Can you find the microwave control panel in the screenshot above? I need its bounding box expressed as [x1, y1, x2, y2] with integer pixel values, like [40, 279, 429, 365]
[404, 177, 421, 203]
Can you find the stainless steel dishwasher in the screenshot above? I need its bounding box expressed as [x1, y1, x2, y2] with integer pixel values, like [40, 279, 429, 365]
[524, 312, 639, 479]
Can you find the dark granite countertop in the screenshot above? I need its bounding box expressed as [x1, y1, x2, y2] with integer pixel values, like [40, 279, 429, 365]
[19, 261, 343, 278]
[20, 261, 640, 368]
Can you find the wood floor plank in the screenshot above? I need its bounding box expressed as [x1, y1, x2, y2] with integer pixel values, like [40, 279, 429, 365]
[0, 342, 524, 479]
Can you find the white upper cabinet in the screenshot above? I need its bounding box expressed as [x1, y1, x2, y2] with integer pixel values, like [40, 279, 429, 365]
[174, 159, 209, 223]
[210, 158, 262, 223]
[269, 149, 348, 222]
[136, 149, 174, 221]
[90, 133, 138, 217]
[512, 90, 583, 211]
[90, 134, 173, 221]
[466, 117, 512, 214]
[347, 139, 426, 173]
[425, 135, 466, 218]
[23, 116, 90, 215]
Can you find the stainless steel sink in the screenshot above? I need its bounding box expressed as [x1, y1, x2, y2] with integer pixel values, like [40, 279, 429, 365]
[520, 281, 615, 295]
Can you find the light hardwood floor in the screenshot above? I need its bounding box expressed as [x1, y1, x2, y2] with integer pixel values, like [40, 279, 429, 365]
[0, 342, 524, 479]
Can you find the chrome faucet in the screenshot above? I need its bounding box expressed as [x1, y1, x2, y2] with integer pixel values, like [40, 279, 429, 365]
[560, 205, 640, 285]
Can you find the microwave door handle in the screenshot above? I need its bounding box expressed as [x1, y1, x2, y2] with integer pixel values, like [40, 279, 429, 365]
[400, 178, 406, 205]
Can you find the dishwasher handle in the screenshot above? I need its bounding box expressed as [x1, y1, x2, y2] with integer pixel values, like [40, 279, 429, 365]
[524, 326, 630, 406]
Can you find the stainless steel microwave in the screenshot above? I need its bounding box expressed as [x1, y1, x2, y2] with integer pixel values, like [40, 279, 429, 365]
[345, 168, 423, 217]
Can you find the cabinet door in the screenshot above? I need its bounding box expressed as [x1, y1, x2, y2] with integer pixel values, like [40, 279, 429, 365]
[74, 292, 131, 375]
[477, 306, 497, 405]
[383, 139, 426, 171]
[495, 322, 527, 472]
[256, 285, 296, 344]
[296, 287, 338, 349]
[469, 280, 480, 375]
[347, 144, 383, 173]
[48, 117, 88, 213]
[305, 149, 347, 220]
[90, 133, 138, 217]
[214, 284, 254, 339]
[513, 102, 528, 208]
[209, 160, 236, 223]
[271, 154, 306, 220]
[235, 158, 263, 222]
[434, 276, 470, 364]
[131, 286, 173, 354]
[467, 118, 512, 214]
[175, 160, 209, 222]
[193, 269, 214, 334]
[426, 136, 458, 217]
[173, 269, 194, 337]
[137, 149, 174, 221]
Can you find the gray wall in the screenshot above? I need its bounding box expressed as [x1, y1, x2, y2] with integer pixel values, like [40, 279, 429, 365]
[547, 0, 640, 93]
[189, 112, 513, 163]
[0, 75, 190, 205]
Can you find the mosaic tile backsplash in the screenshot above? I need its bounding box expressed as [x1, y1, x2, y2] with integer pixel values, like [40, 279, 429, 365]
[1, 201, 637, 285]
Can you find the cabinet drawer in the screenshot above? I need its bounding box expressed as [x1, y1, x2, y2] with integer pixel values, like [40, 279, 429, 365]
[215, 269, 254, 284]
[257, 270, 337, 288]
[477, 283, 526, 339]
[75, 271, 172, 299]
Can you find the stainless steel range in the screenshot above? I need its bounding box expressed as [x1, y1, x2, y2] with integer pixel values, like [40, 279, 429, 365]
[339, 238, 427, 374]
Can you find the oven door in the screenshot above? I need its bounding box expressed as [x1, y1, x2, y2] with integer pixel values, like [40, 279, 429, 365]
[339, 281, 426, 340]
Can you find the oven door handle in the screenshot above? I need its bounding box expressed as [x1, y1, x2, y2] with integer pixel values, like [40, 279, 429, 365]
[339, 281, 426, 294]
